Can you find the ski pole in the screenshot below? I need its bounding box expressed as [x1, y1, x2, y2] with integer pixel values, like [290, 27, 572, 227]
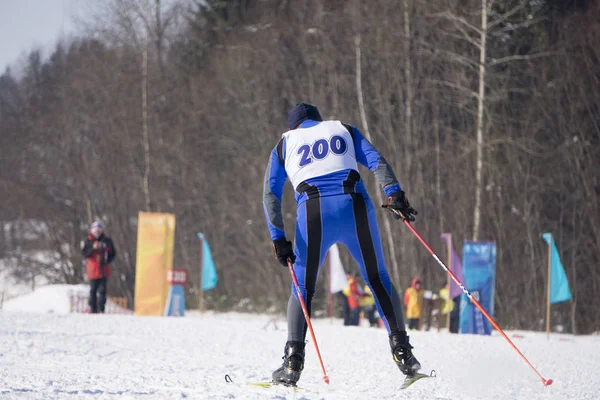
[288, 260, 330, 384]
[383, 206, 553, 387]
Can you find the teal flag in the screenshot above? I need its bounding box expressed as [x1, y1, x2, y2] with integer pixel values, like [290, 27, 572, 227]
[197, 233, 218, 291]
[542, 233, 571, 304]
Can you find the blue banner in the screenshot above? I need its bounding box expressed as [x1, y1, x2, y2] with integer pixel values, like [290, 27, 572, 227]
[164, 284, 185, 316]
[459, 241, 496, 335]
[197, 233, 218, 291]
[542, 233, 571, 304]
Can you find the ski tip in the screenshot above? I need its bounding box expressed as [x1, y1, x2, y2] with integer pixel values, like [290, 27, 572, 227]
[400, 372, 432, 389]
[323, 375, 330, 384]
[543, 378, 553, 386]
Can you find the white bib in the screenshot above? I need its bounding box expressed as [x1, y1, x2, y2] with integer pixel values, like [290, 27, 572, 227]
[283, 120, 358, 190]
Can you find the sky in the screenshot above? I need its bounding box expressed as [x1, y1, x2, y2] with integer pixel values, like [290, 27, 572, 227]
[0, 0, 81, 74]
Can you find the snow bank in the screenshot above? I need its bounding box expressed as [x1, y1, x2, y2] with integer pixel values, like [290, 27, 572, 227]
[0, 257, 50, 302]
[2, 284, 79, 313]
[2, 284, 130, 314]
[0, 248, 64, 305]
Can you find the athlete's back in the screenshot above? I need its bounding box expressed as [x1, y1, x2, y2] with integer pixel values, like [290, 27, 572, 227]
[264, 104, 421, 386]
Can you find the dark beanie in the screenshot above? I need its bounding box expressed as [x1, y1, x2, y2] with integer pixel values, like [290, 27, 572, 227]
[287, 103, 323, 129]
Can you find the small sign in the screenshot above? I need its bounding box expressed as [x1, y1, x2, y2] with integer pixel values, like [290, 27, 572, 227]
[167, 269, 188, 285]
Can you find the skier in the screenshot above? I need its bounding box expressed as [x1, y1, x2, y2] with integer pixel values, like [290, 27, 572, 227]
[263, 103, 421, 386]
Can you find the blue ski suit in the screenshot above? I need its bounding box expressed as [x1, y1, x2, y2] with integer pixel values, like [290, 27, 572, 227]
[263, 119, 406, 341]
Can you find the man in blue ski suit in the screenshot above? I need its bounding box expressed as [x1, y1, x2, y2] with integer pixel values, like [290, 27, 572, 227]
[263, 103, 421, 385]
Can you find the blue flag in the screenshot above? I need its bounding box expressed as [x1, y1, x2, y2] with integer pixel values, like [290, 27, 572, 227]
[197, 233, 218, 291]
[542, 233, 571, 304]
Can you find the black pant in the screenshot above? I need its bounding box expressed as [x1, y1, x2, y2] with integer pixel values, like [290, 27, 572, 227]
[364, 305, 379, 327]
[337, 292, 351, 325]
[348, 308, 360, 326]
[407, 318, 419, 330]
[449, 296, 461, 333]
[89, 278, 107, 313]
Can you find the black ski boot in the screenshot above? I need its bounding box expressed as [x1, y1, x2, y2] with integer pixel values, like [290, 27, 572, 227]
[389, 330, 421, 376]
[272, 341, 305, 386]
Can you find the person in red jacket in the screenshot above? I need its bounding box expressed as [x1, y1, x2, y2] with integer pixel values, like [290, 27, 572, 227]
[82, 221, 116, 313]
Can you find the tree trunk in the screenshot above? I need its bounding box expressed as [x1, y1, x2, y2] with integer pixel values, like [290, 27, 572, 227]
[142, 0, 152, 211]
[155, 0, 165, 78]
[403, 0, 413, 149]
[473, 0, 487, 241]
[434, 102, 443, 234]
[354, 34, 401, 285]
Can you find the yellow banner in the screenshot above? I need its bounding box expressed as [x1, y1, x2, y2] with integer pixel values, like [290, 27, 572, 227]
[134, 212, 176, 316]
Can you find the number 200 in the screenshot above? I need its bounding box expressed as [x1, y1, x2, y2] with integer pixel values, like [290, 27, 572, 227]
[298, 135, 348, 167]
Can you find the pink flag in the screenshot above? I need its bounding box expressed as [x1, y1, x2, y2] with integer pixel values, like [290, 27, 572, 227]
[441, 233, 465, 299]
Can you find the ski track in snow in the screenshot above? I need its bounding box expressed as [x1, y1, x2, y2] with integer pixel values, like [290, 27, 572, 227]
[0, 311, 598, 400]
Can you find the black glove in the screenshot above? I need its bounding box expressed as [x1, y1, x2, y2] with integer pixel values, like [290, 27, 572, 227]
[387, 190, 418, 222]
[273, 238, 296, 267]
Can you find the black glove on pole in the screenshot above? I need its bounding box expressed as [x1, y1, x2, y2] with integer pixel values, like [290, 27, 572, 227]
[387, 190, 418, 221]
[273, 238, 296, 267]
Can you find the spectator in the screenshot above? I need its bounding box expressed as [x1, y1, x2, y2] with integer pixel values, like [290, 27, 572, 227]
[359, 285, 380, 327]
[342, 274, 364, 326]
[439, 282, 455, 329]
[403, 278, 424, 330]
[82, 221, 116, 313]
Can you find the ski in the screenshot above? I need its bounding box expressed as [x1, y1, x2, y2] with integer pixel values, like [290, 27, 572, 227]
[400, 370, 436, 390]
[250, 381, 304, 391]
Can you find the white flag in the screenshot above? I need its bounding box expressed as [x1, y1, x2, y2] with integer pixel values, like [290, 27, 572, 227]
[329, 244, 348, 293]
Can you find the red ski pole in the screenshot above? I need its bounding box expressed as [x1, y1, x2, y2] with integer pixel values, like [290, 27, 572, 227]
[383, 206, 553, 387]
[288, 260, 330, 384]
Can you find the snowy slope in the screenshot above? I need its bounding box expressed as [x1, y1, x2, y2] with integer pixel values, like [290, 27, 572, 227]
[2, 284, 130, 314]
[0, 312, 597, 400]
[0, 256, 50, 302]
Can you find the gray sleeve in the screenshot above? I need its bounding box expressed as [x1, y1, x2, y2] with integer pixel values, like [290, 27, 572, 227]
[263, 145, 287, 239]
[374, 155, 401, 194]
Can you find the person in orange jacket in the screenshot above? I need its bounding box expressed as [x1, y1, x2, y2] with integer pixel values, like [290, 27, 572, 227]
[82, 221, 116, 313]
[342, 274, 365, 326]
[404, 278, 424, 330]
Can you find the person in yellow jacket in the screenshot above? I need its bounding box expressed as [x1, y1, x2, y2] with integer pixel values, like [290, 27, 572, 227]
[403, 278, 424, 330]
[439, 283, 454, 316]
[359, 285, 381, 327]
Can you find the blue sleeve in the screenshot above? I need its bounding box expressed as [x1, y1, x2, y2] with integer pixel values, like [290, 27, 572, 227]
[263, 141, 288, 240]
[351, 126, 402, 196]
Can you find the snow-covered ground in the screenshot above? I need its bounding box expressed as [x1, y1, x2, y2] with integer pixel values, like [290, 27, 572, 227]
[0, 309, 597, 399]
